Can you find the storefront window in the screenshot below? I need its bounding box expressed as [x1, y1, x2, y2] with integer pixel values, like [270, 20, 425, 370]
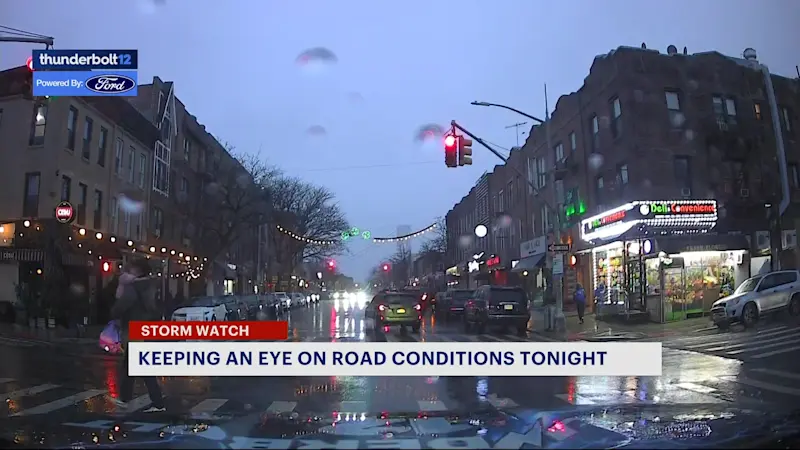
[662, 251, 743, 321]
[592, 243, 625, 305]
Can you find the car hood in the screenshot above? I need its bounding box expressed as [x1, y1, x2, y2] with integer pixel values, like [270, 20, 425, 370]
[173, 307, 215, 315]
[2, 403, 799, 448]
[711, 291, 752, 308]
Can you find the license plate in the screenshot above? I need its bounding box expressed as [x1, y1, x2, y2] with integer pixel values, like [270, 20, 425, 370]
[504, 304, 514, 311]
[396, 308, 406, 314]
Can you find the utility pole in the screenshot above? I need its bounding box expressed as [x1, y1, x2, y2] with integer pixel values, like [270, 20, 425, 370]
[545, 84, 565, 331]
[505, 121, 528, 146]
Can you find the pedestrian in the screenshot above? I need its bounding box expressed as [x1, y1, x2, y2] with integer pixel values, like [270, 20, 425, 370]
[543, 284, 556, 331]
[574, 283, 587, 324]
[109, 257, 166, 413]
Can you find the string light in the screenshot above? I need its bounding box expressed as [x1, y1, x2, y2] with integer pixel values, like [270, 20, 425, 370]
[275, 225, 338, 245]
[373, 223, 438, 243]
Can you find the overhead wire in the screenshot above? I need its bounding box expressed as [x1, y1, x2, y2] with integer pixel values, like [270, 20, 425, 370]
[286, 160, 440, 173]
[0, 25, 50, 38]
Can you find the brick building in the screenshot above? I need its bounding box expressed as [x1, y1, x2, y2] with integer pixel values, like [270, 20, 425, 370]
[444, 44, 799, 320]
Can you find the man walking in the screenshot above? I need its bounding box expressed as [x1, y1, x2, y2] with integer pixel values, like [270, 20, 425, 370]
[574, 283, 587, 324]
[109, 258, 166, 413]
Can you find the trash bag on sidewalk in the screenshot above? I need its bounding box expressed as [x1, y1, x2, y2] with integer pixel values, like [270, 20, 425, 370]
[99, 320, 123, 354]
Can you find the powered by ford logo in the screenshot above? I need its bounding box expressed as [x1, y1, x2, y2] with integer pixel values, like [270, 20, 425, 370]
[85, 75, 136, 94]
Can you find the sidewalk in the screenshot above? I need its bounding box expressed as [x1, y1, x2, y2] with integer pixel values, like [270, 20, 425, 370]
[0, 322, 102, 346]
[529, 308, 714, 341]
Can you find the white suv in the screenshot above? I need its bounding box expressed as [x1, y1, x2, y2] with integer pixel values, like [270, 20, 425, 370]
[711, 270, 800, 329]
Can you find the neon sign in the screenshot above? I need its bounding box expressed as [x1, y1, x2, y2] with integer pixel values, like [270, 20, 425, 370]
[587, 210, 627, 230]
[486, 256, 501, 267]
[639, 201, 716, 216]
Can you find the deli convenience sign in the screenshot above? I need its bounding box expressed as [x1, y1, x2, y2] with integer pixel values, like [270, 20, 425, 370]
[638, 201, 716, 217]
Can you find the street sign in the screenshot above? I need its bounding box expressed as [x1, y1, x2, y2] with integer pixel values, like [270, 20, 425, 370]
[548, 243, 570, 252]
[552, 254, 564, 275]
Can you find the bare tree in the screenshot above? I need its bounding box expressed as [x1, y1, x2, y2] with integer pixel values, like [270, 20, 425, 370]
[388, 246, 413, 286]
[417, 217, 446, 255]
[180, 149, 279, 272]
[266, 175, 349, 277]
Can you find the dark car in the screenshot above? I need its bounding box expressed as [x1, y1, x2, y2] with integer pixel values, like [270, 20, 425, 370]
[437, 289, 474, 321]
[365, 291, 422, 334]
[402, 289, 435, 312]
[463, 285, 529, 335]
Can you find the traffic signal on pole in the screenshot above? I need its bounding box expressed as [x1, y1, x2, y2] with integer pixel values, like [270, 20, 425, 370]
[23, 57, 34, 100]
[327, 260, 336, 271]
[102, 261, 112, 273]
[458, 137, 473, 166]
[382, 263, 390, 272]
[444, 135, 457, 168]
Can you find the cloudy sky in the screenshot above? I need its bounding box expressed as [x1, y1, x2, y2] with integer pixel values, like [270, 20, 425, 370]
[2, 0, 797, 281]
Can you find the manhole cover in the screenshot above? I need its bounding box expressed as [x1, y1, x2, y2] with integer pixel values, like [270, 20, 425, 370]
[583, 331, 646, 341]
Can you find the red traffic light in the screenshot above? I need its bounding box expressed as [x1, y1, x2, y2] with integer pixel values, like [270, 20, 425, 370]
[382, 264, 390, 272]
[102, 261, 111, 273]
[327, 260, 336, 270]
[26, 56, 34, 72]
[444, 135, 456, 149]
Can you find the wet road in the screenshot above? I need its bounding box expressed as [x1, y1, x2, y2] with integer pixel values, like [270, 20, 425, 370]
[1, 297, 799, 425]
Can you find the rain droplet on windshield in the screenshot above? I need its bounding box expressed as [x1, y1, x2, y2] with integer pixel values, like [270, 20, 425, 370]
[296, 47, 338, 67]
[307, 125, 326, 137]
[414, 124, 445, 143]
[118, 194, 144, 214]
[458, 234, 474, 249]
[588, 153, 604, 170]
[494, 214, 513, 229]
[347, 92, 364, 103]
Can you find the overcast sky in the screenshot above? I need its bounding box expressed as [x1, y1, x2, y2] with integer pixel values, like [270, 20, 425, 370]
[2, 0, 798, 282]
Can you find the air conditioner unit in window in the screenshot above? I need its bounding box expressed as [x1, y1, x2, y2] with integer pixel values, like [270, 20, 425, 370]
[680, 187, 692, 197]
[740, 188, 750, 198]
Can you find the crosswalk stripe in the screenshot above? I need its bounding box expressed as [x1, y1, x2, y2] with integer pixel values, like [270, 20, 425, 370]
[749, 367, 800, 381]
[266, 401, 297, 414]
[554, 393, 596, 405]
[753, 344, 800, 359]
[126, 394, 154, 412]
[12, 389, 107, 416]
[3, 384, 59, 401]
[486, 394, 519, 409]
[671, 326, 793, 348]
[190, 398, 228, 416]
[720, 375, 800, 396]
[336, 401, 367, 412]
[726, 337, 800, 355]
[674, 382, 717, 394]
[701, 331, 798, 352]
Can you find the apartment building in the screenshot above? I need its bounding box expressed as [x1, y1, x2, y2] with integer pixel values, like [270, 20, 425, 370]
[130, 77, 263, 296]
[0, 66, 158, 323]
[444, 172, 492, 287]
[444, 44, 800, 314]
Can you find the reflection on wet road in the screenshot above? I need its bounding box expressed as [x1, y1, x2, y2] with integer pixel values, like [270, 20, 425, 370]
[0, 297, 798, 422]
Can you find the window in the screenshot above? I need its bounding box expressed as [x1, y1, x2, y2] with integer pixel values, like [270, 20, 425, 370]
[665, 91, 681, 111]
[110, 196, 118, 234]
[153, 141, 171, 195]
[569, 132, 576, 151]
[29, 104, 47, 146]
[590, 114, 599, 150]
[135, 213, 143, 240]
[540, 206, 549, 234]
[674, 156, 691, 189]
[617, 164, 629, 185]
[97, 127, 108, 166]
[554, 142, 564, 163]
[114, 138, 123, 175]
[497, 189, 504, 213]
[610, 97, 622, 138]
[138, 152, 147, 188]
[183, 138, 191, 162]
[93, 189, 103, 229]
[77, 183, 88, 225]
[713, 96, 737, 124]
[527, 158, 536, 192]
[536, 157, 547, 187]
[60, 175, 71, 202]
[790, 164, 799, 189]
[123, 211, 131, 237]
[67, 106, 78, 150]
[82, 116, 93, 160]
[180, 176, 189, 194]
[127, 146, 135, 183]
[151, 207, 164, 236]
[22, 172, 40, 217]
[782, 107, 793, 132]
[754, 103, 762, 121]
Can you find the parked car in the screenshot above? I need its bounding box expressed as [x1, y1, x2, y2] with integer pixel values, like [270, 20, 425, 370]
[171, 296, 229, 322]
[463, 286, 529, 335]
[259, 293, 282, 318]
[711, 270, 800, 329]
[365, 291, 422, 334]
[274, 292, 292, 311]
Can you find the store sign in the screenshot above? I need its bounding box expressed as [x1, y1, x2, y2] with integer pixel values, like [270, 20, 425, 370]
[468, 260, 480, 273]
[587, 209, 627, 230]
[486, 256, 501, 267]
[54, 201, 75, 224]
[519, 237, 546, 258]
[638, 201, 716, 217]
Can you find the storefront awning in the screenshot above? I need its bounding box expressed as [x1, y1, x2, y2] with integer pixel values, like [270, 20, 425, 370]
[658, 233, 750, 254]
[511, 253, 545, 272]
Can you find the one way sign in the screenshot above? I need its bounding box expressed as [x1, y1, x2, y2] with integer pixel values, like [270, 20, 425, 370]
[548, 243, 570, 252]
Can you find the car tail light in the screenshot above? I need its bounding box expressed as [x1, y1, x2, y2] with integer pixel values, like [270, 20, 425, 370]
[422, 294, 428, 301]
[414, 304, 421, 311]
[378, 304, 387, 311]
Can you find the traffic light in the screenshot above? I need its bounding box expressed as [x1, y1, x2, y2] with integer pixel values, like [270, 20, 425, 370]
[23, 57, 34, 100]
[327, 259, 336, 271]
[569, 254, 577, 267]
[101, 261, 112, 273]
[382, 263, 390, 272]
[458, 137, 473, 166]
[444, 135, 457, 168]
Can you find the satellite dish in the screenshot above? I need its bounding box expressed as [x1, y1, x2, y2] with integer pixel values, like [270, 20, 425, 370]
[667, 45, 678, 56]
[743, 48, 757, 61]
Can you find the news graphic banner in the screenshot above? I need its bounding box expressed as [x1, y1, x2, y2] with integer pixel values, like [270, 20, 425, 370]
[127, 321, 663, 377]
[31, 49, 138, 97]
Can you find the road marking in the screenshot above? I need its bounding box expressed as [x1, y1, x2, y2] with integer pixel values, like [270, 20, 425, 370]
[418, 400, 448, 411]
[702, 331, 798, 352]
[190, 398, 228, 416]
[674, 382, 717, 394]
[749, 367, 800, 381]
[721, 375, 800, 396]
[680, 327, 794, 349]
[125, 394, 153, 412]
[555, 393, 596, 405]
[726, 337, 800, 355]
[336, 400, 367, 412]
[752, 344, 800, 359]
[486, 394, 519, 409]
[12, 389, 106, 416]
[3, 383, 59, 400]
[265, 401, 297, 414]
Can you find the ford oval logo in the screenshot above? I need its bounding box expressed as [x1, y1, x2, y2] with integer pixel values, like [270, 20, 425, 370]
[85, 74, 136, 94]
